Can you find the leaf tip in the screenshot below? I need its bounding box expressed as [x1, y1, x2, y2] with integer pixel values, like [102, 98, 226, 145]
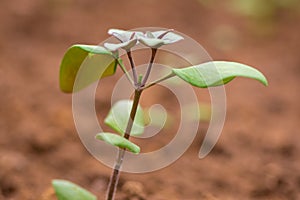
[95, 133, 103, 140]
[95, 133, 141, 154]
[254, 71, 268, 86]
[261, 77, 269, 86]
[52, 179, 60, 187]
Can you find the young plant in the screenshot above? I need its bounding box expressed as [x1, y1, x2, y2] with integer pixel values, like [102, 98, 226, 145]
[53, 28, 268, 200]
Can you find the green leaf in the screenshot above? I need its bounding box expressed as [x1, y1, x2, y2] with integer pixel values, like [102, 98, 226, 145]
[59, 44, 118, 93]
[104, 100, 144, 136]
[52, 179, 96, 200]
[104, 39, 138, 51]
[139, 31, 183, 49]
[139, 38, 165, 49]
[172, 61, 268, 88]
[96, 133, 140, 154]
[144, 106, 172, 128]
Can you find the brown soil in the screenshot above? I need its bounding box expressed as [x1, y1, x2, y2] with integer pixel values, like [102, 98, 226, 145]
[1, 0, 300, 199]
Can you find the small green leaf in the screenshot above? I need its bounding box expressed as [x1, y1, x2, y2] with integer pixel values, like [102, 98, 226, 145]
[139, 38, 165, 49]
[104, 39, 138, 51]
[104, 100, 144, 136]
[52, 179, 96, 200]
[139, 30, 184, 49]
[144, 106, 171, 128]
[96, 133, 140, 154]
[172, 61, 268, 88]
[59, 44, 118, 93]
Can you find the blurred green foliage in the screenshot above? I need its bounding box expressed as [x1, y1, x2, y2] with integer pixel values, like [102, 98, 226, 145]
[231, 0, 300, 35]
[231, 0, 300, 19]
[198, 0, 300, 36]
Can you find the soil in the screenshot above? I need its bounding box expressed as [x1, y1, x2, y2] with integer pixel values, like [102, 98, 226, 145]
[1, 0, 300, 200]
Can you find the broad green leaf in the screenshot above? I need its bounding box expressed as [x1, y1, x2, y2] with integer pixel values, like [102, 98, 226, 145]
[104, 100, 144, 136]
[52, 179, 96, 200]
[96, 133, 140, 154]
[59, 44, 117, 93]
[172, 61, 268, 88]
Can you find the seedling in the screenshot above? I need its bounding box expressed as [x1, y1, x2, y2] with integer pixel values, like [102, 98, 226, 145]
[53, 28, 268, 200]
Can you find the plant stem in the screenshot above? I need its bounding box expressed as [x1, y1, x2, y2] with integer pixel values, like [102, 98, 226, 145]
[127, 51, 138, 86]
[142, 72, 175, 89]
[106, 89, 142, 200]
[107, 48, 157, 200]
[116, 58, 134, 84]
[141, 48, 157, 87]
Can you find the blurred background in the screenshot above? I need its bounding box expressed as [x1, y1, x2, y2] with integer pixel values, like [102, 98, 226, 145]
[0, 0, 300, 199]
